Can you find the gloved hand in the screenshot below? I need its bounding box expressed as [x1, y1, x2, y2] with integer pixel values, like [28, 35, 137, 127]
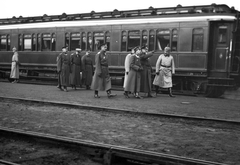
[98, 73, 102, 78]
[156, 72, 159, 75]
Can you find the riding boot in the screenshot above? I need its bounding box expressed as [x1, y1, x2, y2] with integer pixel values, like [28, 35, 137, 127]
[107, 90, 116, 98]
[155, 86, 159, 96]
[94, 90, 100, 98]
[168, 88, 175, 97]
[124, 91, 130, 98]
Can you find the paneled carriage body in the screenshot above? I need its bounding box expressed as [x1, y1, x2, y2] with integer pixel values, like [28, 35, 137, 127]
[0, 4, 240, 97]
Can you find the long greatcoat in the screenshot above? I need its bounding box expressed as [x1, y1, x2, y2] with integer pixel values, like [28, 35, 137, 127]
[153, 54, 175, 88]
[140, 52, 153, 93]
[124, 54, 142, 93]
[70, 52, 82, 86]
[91, 50, 111, 91]
[82, 54, 94, 86]
[56, 53, 62, 86]
[10, 52, 19, 79]
[58, 52, 71, 87]
[123, 53, 132, 88]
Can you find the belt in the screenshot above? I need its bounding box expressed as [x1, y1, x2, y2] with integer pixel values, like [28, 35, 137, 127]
[161, 64, 171, 68]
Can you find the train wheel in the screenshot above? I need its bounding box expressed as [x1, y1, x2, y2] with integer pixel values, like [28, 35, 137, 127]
[205, 86, 226, 98]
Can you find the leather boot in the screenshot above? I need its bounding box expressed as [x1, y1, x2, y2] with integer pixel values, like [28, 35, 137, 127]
[155, 86, 159, 96]
[169, 88, 175, 97]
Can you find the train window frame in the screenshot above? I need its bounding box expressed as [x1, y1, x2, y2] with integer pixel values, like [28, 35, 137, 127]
[65, 33, 70, 50]
[23, 34, 32, 51]
[18, 34, 23, 51]
[142, 30, 148, 48]
[51, 33, 56, 51]
[41, 33, 53, 51]
[127, 30, 140, 51]
[192, 28, 204, 52]
[93, 31, 104, 51]
[37, 34, 41, 51]
[70, 32, 80, 51]
[32, 34, 37, 51]
[81, 32, 86, 51]
[121, 31, 127, 51]
[105, 31, 110, 51]
[218, 25, 228, 44]
[87, 32, 92, 51]
[156, 29, 170, 51]
[149, 30, 155, 51]
[171, 29, 178, 52]
[0, 34, 10, 51]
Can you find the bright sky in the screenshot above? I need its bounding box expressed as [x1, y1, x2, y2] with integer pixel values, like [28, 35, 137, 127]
[1, 0, 240, 19]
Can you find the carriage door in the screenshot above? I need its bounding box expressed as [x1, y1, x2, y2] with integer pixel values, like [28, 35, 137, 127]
[209, 23, 232, 78]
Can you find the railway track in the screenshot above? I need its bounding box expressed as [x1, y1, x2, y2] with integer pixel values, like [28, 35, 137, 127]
[0, 96, 239, 125]
[0, 126, 227, 165]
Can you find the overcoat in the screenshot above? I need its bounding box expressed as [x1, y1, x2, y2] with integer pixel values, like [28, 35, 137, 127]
[82, 54, 94, 86]
[10, 52, 19, 79]
[124, 54, 143, 93]
[69, 52, 82, 86]
[153, 54, 175, 88]
[123, 53, 132, 88]
[58, 52, 71, 86]
[140, 52, 153, 93]
[91, 50, 111, 91]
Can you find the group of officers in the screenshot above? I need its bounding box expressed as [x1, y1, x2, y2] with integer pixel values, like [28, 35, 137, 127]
[56, 43, 175, 98]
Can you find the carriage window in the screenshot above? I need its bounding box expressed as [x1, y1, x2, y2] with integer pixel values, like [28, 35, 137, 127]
[52, 33, 56, 51]
[93, 32, 104, 51]
[142, 30, 148, 47]
[32, 34, 36, 51]
[42, 33, 51, 51]
[0, 35, 7, 51]
[87, 32, 92, 51]
[121, 31, 127, 51]
[149, 30, 155, 51]
[171, 29, 178, 51]
[192, 28, 203, 51]
[105, 31, 110, 51]
[70, 33, 80, 51]
[18, 34, 23, 51]
[65, 33, 70, 49]
[128, 30, 140, 51]
[7, 35, 11, 51]
[23, 34, 32, 51]
[37, 34, 41, 51]
[218, 26, 227, 43]
[81, 32, 86, 51]
[156, 29, 170, 51]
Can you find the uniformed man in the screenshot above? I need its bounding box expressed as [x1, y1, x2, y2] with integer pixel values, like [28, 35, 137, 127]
[57, 46, 70, 92]
[91, 43, 116, 98]
[82, 50, 94, 90]
[70, 48, 82, 90]
[10, 47, 20, 83]
[56, 47, 64, 90]
[153, 47, 175, 97]
[140, 46, 154, 97]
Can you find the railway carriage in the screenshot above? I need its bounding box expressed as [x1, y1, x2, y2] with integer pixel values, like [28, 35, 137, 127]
[0, 4, 240, 97]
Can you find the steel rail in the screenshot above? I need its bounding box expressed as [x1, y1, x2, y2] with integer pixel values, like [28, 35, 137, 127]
[0, 126, 227, 165]
[0, 96, 239, 125]
[0, 160, 20, 165]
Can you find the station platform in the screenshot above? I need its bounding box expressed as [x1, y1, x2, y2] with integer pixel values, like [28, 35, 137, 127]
[0, 82, 240, 122]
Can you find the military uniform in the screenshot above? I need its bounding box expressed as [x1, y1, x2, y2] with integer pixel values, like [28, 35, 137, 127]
[91, 50, 111, 91]
[58, 52, 71, 91]
[69, 52, 82, 88]
[140, 51, 153, 94]
[82, 54, 93, 89]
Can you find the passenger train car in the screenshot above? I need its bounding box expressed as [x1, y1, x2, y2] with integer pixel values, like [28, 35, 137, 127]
[0, 4, 240, 97]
